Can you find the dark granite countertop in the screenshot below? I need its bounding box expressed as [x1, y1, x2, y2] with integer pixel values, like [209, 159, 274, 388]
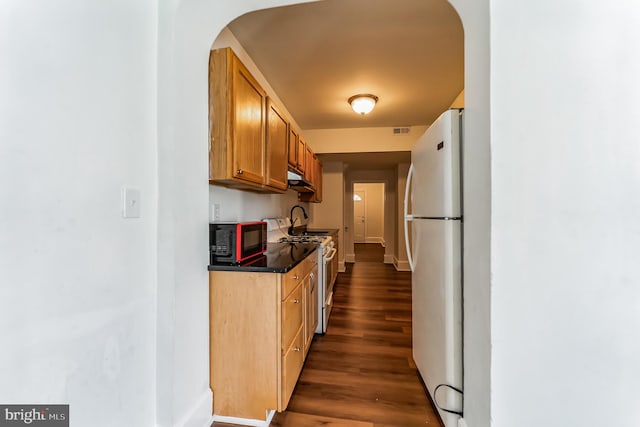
[208, 242, 318, 273]
[305, 228, 339, 235]
[290, 226, 339, 236]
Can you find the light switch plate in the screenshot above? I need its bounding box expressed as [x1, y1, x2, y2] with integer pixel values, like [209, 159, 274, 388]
[122, 187, 141, 218]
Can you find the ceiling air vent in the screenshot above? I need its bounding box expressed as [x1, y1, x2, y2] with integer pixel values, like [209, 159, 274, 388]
[392, 127, 411, 136]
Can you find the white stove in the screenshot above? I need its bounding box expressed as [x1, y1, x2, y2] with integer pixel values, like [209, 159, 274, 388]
[264, 217, 336, 334]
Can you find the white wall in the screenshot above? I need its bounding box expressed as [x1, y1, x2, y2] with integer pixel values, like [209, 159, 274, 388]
[308, 161, 345, 271]
[0, 1, 157, 426]
[303, 126, 427, 153]
[490, 2, 640, 426]
[354, 183, 385, 244]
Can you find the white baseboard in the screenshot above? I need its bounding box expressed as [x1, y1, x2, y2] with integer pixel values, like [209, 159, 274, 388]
[345, 253, 355, 263]
[458, 418, 468, 427]
[393, 257, 411, 271]
[364, 237, 384, 245]
[212, 410, 275, 427]
[383, 254, 394, 264]
[173, 389, 213, 427]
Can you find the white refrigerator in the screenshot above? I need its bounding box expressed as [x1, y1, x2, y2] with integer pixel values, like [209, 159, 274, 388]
[404, 108, 463, 427]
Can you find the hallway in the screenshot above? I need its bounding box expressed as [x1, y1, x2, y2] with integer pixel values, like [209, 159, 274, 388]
[270, 248, 441, 426]
[354, 243, 386, 263]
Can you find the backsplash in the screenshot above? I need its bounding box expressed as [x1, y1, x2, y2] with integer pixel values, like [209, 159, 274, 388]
[209, 184, 309, 223]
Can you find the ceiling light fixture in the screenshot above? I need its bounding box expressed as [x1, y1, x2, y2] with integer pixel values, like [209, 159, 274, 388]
[348, 94, 379, 115]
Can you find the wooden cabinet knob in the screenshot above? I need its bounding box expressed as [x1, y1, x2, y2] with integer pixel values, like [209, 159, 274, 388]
[293, 347, 301, 352]
[294, 299, 300, 304]
[294, 274, 300, 280]
[237, 169, 244, 175]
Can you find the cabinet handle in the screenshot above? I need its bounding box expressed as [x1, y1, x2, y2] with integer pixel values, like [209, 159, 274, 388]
[293, 299, 300, 304]
[293, 274, 300, 280]
[236, 169, 243, 175]
[293, 347, 301, 352]
[310, 273, 314, 279]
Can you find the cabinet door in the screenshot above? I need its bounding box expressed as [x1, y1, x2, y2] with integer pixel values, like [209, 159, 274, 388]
[288, 127, 299, 170]
[304, 268, 318, 354]
[303, 145, 314, 183]
[265, 99, 288, 191]
[282, 284, 304, 350]
[313, 156, 322, 203]
[297, 138, 306, 173]
[280, 325, 304, 411]
[232, 55, 266, 185]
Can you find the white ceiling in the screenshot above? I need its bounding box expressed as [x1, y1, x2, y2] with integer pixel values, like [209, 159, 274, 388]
[227, 0, 464, 131]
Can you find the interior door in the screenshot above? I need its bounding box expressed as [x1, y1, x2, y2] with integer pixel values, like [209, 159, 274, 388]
[353, 190, 366, 243]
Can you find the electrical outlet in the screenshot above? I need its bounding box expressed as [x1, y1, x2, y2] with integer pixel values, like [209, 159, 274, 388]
[213, 203, 221, 221]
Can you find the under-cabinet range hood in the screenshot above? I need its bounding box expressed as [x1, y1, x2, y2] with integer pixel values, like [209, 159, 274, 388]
[287, 170, 313, 192]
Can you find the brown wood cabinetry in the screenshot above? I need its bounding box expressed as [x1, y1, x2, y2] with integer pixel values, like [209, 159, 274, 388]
[313, 157, 323, 202]
[287, 128, 306, 176]
[209, 47, 325, 197]
[304, 268, 318, 353]
[299, 154, 323, 203]
[209, 253, 318, 420]
[297, 137, 306, 174]
[288, 127, 300, 173]
[209, 48, 266, 189]
[265, 98, 288, 192]
[303, 144, 314, 183]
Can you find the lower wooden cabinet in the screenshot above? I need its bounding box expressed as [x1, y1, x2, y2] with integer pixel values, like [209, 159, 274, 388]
[281, 325, 304, 407]
[209, 253, 318, 420]
[304, 268, 318, 354]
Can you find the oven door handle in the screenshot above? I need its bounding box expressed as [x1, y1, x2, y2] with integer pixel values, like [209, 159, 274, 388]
[324, 248, 337, 262]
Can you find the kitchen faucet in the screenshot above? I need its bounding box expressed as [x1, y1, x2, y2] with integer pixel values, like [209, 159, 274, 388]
[289, 205, 308, 235]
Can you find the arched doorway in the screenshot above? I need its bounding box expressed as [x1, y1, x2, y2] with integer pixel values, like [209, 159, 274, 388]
[158, 1, 490, 426]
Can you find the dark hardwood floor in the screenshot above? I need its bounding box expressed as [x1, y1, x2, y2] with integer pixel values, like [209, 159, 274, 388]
[354, 243, 385, 262]
[213, 244, 442, 427]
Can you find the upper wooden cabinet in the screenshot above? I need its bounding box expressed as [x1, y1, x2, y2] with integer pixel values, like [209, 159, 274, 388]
[303, 144, 314, 183]
[209, 47, 323, 195]
[299, 154, 323, 203]
[288, 127, 299, 172]
[297, 137, 306, 174]
[209, 48, 271, 191]
[265, 98, 288, 192]
[313, 157, 323, 203]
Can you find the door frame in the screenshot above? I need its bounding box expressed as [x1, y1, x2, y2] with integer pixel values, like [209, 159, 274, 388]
[344, 171, 395, 265]
[353, 188, 367, 243]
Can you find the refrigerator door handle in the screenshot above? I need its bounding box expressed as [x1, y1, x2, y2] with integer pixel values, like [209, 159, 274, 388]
[404, 163, 415, 272]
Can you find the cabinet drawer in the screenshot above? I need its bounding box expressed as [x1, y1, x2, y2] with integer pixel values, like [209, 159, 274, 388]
[281, 284, 303, 350]
[282, 256, 311, 299]
[280, 325, 304, 410]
